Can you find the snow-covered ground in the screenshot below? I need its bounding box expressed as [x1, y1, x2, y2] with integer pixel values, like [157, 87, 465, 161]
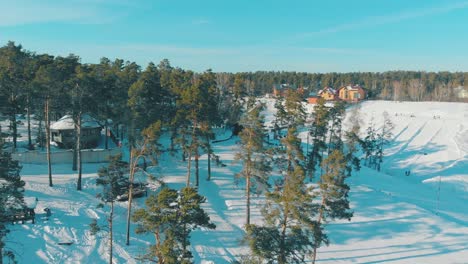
[4, 100, 468, 263]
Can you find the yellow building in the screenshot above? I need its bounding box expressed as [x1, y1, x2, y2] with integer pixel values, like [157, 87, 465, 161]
[318, 87, 337, 101]
[338, 85, 366, 102]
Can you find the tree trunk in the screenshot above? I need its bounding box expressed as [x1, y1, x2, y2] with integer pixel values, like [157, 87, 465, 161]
[155, 232, 163, 264]
[11, 111, 17, 150]
[27, 95, 32, 148]
[105, 121, 109, 150]
[186, 148, 192, 187]
[312, 196, 326, 264]
[246, 175, 250, 226]
[72, 117, 78, 171]
[76, 113, 82, 191]
[45, 98, 53, 187]
[206, 136, 212, 181]
[170, 127, 176, 152]
[38, 114, 44, 150]
[182, 222, 188, 259]
[195, 149, 199, 188]
[126, 149, 135, 246]
[109, 201, 114, 264]
[279, 216, 288, 264]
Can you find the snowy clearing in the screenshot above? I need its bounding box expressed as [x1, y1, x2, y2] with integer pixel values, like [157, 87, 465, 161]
[4, 100, 468, 263]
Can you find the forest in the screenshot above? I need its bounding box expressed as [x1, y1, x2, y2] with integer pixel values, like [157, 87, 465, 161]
[0, 41, 465, 263]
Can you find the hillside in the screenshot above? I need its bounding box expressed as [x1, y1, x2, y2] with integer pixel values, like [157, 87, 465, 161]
[4, 100, 468, 263]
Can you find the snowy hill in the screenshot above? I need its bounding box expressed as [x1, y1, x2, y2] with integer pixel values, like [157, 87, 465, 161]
[5, 100, 468, 263]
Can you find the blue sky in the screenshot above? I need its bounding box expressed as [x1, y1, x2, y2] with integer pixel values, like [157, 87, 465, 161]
[1, 0, 468, 72]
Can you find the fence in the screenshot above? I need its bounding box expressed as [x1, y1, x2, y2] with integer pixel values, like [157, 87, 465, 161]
[12, 148, 121, 164]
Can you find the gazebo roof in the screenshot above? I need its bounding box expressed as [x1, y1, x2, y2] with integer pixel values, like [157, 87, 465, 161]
[50, 114, 102, 130]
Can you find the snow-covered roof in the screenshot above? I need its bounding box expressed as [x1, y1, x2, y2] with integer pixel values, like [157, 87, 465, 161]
[318, 87, 336, 95]
[50, 114, 102, 130]
[342, 84, 363, 91]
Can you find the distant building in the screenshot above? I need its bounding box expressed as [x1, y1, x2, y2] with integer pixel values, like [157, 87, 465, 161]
[307, 97, 319, 104]
[454, 86, 468, 99]
[318, 87, 338, 101]
[306, 91, 320, 104]
[50, 114, 102, 149]
[273, 83, 297, 97]
[337, 85, 366, 102]
[272, 84, 308, 98]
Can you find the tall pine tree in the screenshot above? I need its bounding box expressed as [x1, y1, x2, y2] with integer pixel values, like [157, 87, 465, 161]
[235, 98, 271, 226]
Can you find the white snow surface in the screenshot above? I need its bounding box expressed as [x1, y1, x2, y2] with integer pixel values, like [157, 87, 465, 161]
[4, 100, 468, 263]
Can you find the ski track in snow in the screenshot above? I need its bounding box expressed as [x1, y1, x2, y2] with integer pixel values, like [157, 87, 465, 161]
[4, 100, 468, 263]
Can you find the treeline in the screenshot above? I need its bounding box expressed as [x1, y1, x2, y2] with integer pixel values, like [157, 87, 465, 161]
[218, 70, 468, 101]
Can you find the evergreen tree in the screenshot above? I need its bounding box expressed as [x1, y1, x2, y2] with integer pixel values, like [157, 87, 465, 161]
[326, 101, 346, 154]
[283, 90, 306, 128]
[0, 41, 28, 150]
[176, 70, 220, 188]
[71, 64, 99, 190]
[0, 132, 25, 263]
[247, 127, 316, 264]
[375, 111, 394, 171]
[311, 150, 353, 264]
[33, 61, 60, 187]
[361, 117, 377, 168]
[343, 105, 363, 177]
[274, 97, 287, 136]
[128, 62, 171, 129]
[307, 98, 329, 180]
[235, 98, 271, 226]
[133, 187, 215, 263]
[93, 154, 129, 264]
[125, 121, 163, 246]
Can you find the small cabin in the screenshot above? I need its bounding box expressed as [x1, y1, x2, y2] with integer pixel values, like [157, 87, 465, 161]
[50, 114, 102, 149]
[337, 85, 366, 102]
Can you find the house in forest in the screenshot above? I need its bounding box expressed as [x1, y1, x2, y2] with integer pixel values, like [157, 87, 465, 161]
[50, 114, 102, 149]
[337, 85, 366, 102]
[273, 83, 297, 97]
[306, 92, 320, 104]
[454, 86, 468, 99]
[318, 87, 338, 101]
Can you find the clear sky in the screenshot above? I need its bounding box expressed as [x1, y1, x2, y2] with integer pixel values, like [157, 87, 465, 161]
[1, 0, 468, 72]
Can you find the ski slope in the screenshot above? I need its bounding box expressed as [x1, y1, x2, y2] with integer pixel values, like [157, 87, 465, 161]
[4, 100, 468, 263]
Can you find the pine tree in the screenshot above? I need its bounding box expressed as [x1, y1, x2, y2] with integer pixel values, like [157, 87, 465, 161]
[0, 41, 28, 151]
[375, 111, 394, 171]
[311, 150, 353, 264]
[198, 70, 220, 182]
[33, 61, 59, 187]
[247, 127, 316, 264]
[235, 98, 271, 226]
[71, 64, 100, 190]
[176, 70, 220, 188]
[274, 97, 288, 138]
[343, 105, 363, 177]
[307, 98, 329, 180]
[128, 62, 171, 129]
[0, 130, 25, 263]
[125, 121, 162, 246]
[283, 89, 306, 128]
[362, 117, 377, 168]
[93, 154, 129, 264]
[132, 187, 215, 263]
[326, 101, 346, 154]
